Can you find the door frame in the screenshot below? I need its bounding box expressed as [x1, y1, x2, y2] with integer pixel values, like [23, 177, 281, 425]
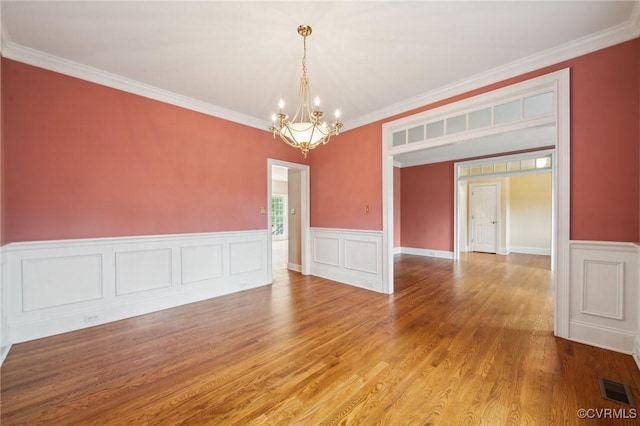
[381, 69, 570, 338]
[454, 149, 556, 267]
[267, 159, 311, 282]
[468, 182, 500, 254]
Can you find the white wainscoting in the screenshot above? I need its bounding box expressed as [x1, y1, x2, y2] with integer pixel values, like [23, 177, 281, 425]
[3, 230, 269, 343]
[310, 228, 383, 292]
[569, 241, 639, 354]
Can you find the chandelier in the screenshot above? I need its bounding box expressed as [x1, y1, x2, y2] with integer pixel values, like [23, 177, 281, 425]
[270, 25, 342, 157]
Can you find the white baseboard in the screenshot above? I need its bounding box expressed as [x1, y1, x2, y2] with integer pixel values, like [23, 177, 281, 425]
[3, 230, 270, 343]
[310, 228, 384, 293]
[0, 344, 11, 367]
[569, 320, 635, 355]
[287, 262, 302, 272]
[393, 247, 402, 255]
[509, 246, 551, 255]
[634, 335, 640, 372]
[399, 247, 454, 260]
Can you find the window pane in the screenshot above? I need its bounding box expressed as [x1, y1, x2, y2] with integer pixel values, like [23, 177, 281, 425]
[524, 92, 553, 118]
[469, 108, 491, 130]
[271, 195, 287, 236]
[494, 100, 520, 124]
[446, 115, 466, 134]
[426, 120, 444, 139]
[407, 125, 424, 143]
[494, 163, 507, 173]
[470, 166, 482, 176]
[521, 159, 536, 170]
[392, 131, 406, 147]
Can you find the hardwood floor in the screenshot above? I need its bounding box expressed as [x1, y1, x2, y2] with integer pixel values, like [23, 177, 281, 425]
[2, 253, 640, 425]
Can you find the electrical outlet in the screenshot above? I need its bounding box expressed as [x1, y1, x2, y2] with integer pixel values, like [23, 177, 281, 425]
[84, 314, 99, 323]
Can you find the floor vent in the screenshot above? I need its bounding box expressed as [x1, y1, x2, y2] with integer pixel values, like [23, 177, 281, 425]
[599, 377, 636, 407]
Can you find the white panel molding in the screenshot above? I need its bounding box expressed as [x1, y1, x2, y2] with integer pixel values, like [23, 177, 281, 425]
[115, 249, 172, 296]
[229, 241, 263, 276]
[3, 230, 269, 343]
[344, 239, 379, 274]
[181, 244, 224, 285]
[569, 240, 638, 354]
[312, 236, 340, 267]
[310, 228, 383, 293]
[399, 247, 455, 260]
[22, 254, 103, 311]
[581, 260, 624, 320]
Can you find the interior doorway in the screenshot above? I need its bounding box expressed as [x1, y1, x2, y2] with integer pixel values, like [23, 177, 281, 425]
[455, 150, 555, 269]
[382, 69, 569, 337]
[270, 165, 290, 271]
[469, 183, 499, 254]
[267, 159, 310, 282]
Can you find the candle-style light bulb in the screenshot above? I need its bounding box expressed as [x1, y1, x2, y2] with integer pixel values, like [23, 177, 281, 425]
[334, 109, 341, 119]
[314, 97, 321, 109]
[271, 113, 277, 122]
[278, 99, 285, 110]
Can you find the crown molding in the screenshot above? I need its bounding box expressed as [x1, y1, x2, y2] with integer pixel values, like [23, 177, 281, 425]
[343, 15, 640, 131]
[632, 0, 640, 31]
[1, 41, 270, 131]
[1, 7, 638, 133]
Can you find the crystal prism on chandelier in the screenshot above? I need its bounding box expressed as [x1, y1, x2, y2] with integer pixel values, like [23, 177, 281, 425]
[270, 25, 342, 157]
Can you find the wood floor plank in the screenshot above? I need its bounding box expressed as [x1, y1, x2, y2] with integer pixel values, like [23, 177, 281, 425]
[2, 253, 640, 425]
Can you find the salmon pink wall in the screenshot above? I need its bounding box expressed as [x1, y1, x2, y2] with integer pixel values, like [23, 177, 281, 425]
[311, 38, 639, 246]
[400, 162, 454, 251]
[310, 123, 381, 230]
[393, 167, 401, 247]
[2, 59, 308, 243]
[569, 39, 639, 242]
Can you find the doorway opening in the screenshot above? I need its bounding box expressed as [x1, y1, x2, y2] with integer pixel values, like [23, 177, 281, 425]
[382, 69, 570, 337]
[267, 159, 311, 282]
[455, 149, 554, 270]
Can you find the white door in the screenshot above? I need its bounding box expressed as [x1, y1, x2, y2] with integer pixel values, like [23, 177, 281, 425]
[470, 183, 498, 253]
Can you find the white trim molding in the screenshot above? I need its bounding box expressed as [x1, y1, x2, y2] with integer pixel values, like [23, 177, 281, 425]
[2, 6, 638, 133]
[3, 230, 270, 343]
[310, 228, 384, 293]
[398, 247, 454, 260]
[2, 41, 268, 132]
[347, 10, 640, 130]
[569, 241, 639, 354]
[508, 246, 552, 256]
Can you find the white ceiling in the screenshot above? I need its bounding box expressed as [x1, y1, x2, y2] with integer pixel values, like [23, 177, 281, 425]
[1, 1, 639, 134]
